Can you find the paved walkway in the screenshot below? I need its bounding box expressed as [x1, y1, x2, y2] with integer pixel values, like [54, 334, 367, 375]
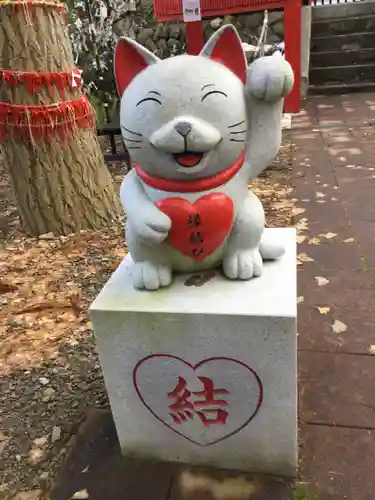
[294, 92, 375, 500]
[53, 93, 375, 500]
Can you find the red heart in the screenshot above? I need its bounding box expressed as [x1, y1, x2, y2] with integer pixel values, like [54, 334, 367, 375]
[133, 354, 263, 446]
[156, 194, 234, 260]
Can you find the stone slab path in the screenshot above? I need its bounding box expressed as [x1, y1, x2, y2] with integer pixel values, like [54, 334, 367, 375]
[52, 93, 375, 500]
[294, 92, 375, 500]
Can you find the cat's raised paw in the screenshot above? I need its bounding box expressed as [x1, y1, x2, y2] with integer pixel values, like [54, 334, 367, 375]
[132, 261, 172, 290]
[222, 249, 263, 280]
[247, 56, 294, 102]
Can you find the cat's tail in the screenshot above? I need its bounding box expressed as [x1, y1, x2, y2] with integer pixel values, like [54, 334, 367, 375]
[259, 230, 285, 260]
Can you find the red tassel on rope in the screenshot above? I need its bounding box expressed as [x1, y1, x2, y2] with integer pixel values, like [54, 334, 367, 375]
[0, 69, 83, 94]
[0, 96, 95, 142]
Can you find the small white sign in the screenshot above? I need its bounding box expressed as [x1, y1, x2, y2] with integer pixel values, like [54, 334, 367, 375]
[182, 0, 201, 22]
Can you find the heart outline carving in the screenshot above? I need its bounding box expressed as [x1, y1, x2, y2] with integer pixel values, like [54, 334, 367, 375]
[133, 354, 263, 446]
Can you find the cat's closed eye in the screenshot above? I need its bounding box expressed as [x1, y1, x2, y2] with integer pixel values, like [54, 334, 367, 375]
[136, 91, 162, 107]
[201, 90, 228, 102]
[136, 97, 162, 106]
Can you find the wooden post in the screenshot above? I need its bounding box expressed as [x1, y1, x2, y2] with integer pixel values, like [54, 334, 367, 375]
[186, 21, 205, 55]
[284, 0, 302, 113]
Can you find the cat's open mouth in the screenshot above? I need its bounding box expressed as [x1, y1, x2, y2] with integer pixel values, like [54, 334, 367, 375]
[173, 152, 204, 168]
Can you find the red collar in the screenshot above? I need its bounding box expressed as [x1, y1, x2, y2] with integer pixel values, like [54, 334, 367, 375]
[134, 152, 245, 193]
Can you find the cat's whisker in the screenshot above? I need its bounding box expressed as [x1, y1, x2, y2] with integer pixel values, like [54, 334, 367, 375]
[121, 125, 142, 137]
[124, 137, 143, 143]
[229, 139, 246, 143]
[229, 130, 248, 135]
[228, 119, 246, 129]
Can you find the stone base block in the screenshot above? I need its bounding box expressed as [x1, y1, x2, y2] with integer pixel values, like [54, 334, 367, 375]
[90, 228, 297, 477]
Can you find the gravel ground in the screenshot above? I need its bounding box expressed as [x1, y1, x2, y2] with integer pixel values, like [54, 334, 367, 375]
[0, 132, 293, 500]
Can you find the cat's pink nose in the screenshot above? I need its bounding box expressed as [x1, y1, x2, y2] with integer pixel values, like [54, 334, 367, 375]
[175, 121, 192, 137]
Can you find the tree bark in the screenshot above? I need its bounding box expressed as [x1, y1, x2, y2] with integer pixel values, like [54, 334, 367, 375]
[0, 1, 121, 236]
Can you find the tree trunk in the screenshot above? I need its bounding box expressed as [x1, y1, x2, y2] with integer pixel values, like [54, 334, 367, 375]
[0, 1, 121, 236]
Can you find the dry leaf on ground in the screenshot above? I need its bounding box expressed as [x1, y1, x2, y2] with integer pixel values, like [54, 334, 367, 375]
[0, 281, 18, 294]
[316, 306, 330, 315]
[343, 238, 355, 244]
[293, 207, 306, 216]
[308, 237, 320, 245]
[369, 345, 375, 355]
[72, 489, 89, 499]
[315, 276, 330, 287]
[297, 296, 304, 304]
[320, 232, 338, 240]
[332, 320, 347, 334]
[298, 253, 314, 263]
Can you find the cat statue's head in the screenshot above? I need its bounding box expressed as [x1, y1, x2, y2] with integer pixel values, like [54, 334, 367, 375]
[114, 25, 248, 181]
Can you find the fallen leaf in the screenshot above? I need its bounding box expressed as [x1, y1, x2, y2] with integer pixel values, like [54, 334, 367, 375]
[51, 426, 62, 443]
[293, 207, 306, 216]
[42, 387, 56, 402]
[333, 186, 339, 190]
[29, 447, 44, 464]
[320, 232, 337, 239]
[33, 437, 48, 447]
[332, 320, 347, 334]
[16, 300, 74, 315]
[0, 431, 8, 441]
[316, 192, 325, 198]
[0, 433, 10, 456]
[297, 296, 304, 304]
[72, 489, 89, 499]
[343, 238, 355, 243]
[13, 490, 43, 500]
[297, 253, 314, 263]
[316, 306, 330, 315]
[315, 276, 329, 287]
[0, 281, 18, 294]
[69, 293, 82, 317]
[369, 345, 375, 355]
[308, 237, 321, 245]
[297, 235, 307, 244]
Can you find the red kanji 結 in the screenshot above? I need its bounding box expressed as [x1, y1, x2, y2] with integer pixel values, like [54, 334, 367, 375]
[168, 376, 229, 427]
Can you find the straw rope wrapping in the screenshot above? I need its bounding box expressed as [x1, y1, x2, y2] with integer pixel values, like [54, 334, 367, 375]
[0, 0, 68, 23]
[0, 0, 121, 235]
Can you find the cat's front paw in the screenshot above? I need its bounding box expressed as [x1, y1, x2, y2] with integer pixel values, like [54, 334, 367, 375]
[247, 56, 294, 102]
[132, 261, 172, 290]
[129, 206, 171, 245]
[222, 249, 263, 280]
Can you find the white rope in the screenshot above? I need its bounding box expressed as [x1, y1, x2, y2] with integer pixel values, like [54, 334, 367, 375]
[254, 10, 268, 58]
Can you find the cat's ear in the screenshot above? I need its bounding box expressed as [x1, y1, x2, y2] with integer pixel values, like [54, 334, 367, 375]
[114, 37, 160, 96]
[200, 24, 247, 84]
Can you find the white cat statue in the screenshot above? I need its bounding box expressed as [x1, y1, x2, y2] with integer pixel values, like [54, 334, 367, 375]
[114, 24, 294, 290]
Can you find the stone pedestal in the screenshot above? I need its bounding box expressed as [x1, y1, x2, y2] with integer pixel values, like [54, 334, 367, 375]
[90, 228, 297, 477]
